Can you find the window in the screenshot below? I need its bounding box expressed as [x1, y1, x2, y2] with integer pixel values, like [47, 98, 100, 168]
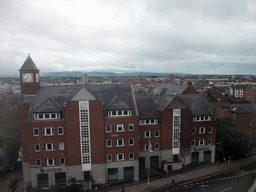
[107, 139, 112, 147]
[116, 139, 125, 147]
[116, 153, 125, 161]
[155, 143, 159, 150]
[43, 127, 54, 136]
[107, 154, 112, 162]
[208, 139, 212, 145]
[192, 128, 196, 134]
[46, 158, 55, 166]
[108, 168, 118, 181]
[106, 125, 111, 132]
[60, 157, 65, 165]
[139, 119, 158, 125]
[44, 143, 55, 151]
[129, 138, 134, 146]
[209, 127, 212, 133]
[34, 113, 60, 120]
[129, 124, 134, 131]
[115, 124, 125, 132]
[199, 127, 205, 134]
[58, 127, 64, 135]
[199, 139, 205, 146]
[144, 144, 149, 151]
[59, 143, 64, 150]
[144, 131, 152, 138]
[191, 140, 195, 146]
[155, 130, 159, 137]
[35, 144, 40, 152]
[33, 128, 39, 136]
[36, 159, 41, 167]
[108, 110, 132, 117]
[129, 152, 134, 160]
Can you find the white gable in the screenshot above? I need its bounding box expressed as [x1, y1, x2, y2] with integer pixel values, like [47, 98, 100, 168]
[71, 87, 97, 101]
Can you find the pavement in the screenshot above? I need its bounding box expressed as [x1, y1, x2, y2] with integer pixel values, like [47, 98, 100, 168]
[0, 156, 256, 192]
[107, 155, 256, 192]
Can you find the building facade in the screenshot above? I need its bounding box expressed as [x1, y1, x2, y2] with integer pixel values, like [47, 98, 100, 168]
[19, 56, 217, 189]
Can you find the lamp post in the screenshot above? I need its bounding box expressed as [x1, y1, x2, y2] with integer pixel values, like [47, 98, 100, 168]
[147, 138, 153, 190]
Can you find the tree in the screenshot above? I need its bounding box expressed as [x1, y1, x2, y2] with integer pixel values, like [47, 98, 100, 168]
[216, 116, 256, 160]
[0, 94, 20, 167]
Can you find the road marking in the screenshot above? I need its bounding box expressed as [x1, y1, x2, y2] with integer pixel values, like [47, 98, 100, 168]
[221, 187, 232, 192]
[201, 185, 210, 188]
[196, 183, 199, 185]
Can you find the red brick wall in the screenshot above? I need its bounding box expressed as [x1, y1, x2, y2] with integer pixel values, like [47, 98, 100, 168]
[160, 110, 173, 150]
[139, 124, 161, 151]
[245, 89, 256, 103]
[105, 116, 139, 161]
[182, 83, 198, 94]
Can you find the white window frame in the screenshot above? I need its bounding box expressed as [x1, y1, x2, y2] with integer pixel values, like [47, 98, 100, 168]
[116, 139, 125, 147]
[208, 139, 212, 145]
[129, 123, 134, 131]
[59, 142, 64, 150]
[34, 113, 60, 120]
[60, 157, 65, 165]
[108, 110, 132, 117]
[46, 158, 55, 166]
[44, 143, 55, 151]
[191, 140, 195, 146]
[107, 139, 112, 147]
[155, 130, 160, 137]
[58, 127, 64, 135]
[115, 124, 125, 132]
[144, 131, 152, 138]
[34, 144, 40, 152]
[199, 139, 205, 146]
[209, 127, 212, 133]
[116, 153, 125, 161]
[129, 152, 134, 160]
[199, 127, 205, 134]
[144, 144, 150, 151]
[107, 154, 112, 162]
[139, 119, 158, 125]
[155, 143, 159, 150]
[43, 127, 54, 136]
[129, 138, 134, 146]
[36, 159, 41, 167]
[106, 125, 111, 133]
[33, 128, 39, 136]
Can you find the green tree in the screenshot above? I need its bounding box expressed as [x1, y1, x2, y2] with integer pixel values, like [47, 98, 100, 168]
[216, 116, 256, 160]
[245, 171, 256, 187]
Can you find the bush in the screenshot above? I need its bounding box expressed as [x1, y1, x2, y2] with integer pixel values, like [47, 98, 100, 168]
[26, 186, 41, 192]
[48, 185, 59, 192]
[9, 177, 18, 188]
[139, 168, 159, 179]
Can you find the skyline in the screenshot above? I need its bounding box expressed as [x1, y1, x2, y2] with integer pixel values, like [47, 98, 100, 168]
[2, 0, 256, 76]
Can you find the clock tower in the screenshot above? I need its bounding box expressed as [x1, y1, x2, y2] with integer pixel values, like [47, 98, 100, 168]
[19, 54, 40, 95]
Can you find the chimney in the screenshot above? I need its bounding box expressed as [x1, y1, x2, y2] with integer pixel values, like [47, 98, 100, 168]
[187, 81, 192, 86]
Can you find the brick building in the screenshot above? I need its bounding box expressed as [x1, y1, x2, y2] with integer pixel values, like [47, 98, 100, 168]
[19, 55, 217, 189]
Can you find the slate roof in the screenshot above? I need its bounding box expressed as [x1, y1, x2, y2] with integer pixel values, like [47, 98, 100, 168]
[231, 85, 247, 89]
[177, 94, 213, 116]
[149, 83, 188, 96]
[136, 95, 165, 119]
[21, 84, 137, 119]
[247, 85, 256, 90]
[230, 104, 251, 114]
[19, 55, 39, 71]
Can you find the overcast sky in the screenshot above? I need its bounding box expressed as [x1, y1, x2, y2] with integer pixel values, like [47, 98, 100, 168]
[2, 0, 256, 75]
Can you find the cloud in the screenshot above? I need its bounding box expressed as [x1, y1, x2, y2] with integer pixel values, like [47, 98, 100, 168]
[1, 0, 256, 75]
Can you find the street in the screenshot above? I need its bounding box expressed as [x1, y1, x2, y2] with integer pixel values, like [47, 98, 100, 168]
[153, 160, 256, 192]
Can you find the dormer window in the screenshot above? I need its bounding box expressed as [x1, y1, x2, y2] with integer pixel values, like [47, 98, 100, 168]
[193, 116, 212, 122]
[108, 110, 132, 117]
[139, 119, 158, 125]
[34, 113, 60, 120]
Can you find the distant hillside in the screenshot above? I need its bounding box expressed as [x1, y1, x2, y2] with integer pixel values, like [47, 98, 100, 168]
[41, 71, 187, 77]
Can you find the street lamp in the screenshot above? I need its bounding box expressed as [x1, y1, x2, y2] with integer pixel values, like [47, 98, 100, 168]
[147, 139, 153, 190]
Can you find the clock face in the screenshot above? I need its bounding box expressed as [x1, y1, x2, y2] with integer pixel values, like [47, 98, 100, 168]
[22, 73, 33, 83]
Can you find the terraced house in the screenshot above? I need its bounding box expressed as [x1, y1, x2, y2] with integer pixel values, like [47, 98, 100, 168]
[19, 55, 217, 189]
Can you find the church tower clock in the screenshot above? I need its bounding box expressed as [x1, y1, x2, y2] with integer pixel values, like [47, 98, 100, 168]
[19, 54, 40, 95]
